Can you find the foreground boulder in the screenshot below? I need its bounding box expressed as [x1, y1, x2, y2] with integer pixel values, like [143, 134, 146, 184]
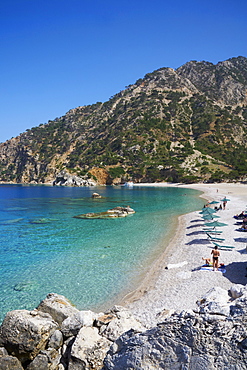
[0, 310, 58, 363]
[104, 286, 247, 369]
[1, 286, 247, 369]
[0, 294, 144, 369]
[68, 327, 110, 369]
[0, 355, 23, 370]
[37, 293, 79, 325]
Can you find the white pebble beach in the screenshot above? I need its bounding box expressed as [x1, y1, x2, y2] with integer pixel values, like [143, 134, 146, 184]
[122, 182, 247, 327]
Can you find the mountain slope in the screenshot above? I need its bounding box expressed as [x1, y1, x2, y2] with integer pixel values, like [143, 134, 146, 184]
[0, 56, 247, 184]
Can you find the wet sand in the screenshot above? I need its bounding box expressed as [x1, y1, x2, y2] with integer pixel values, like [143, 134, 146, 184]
[123, 183, 247, 327]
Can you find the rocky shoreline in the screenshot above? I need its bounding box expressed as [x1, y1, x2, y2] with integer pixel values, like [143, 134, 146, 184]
[1, 286, 247, 369]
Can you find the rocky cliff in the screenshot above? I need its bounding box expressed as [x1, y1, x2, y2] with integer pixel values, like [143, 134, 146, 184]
[1, 56, 247, 185]
[1, 285, 247, 369]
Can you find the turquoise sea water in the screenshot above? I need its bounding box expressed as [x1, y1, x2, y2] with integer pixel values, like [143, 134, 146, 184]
[0, 184, 204, 322]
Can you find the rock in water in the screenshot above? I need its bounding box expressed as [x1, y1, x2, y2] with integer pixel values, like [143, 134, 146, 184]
[74, 206, 135, 219]
[92, 192, 102, 198]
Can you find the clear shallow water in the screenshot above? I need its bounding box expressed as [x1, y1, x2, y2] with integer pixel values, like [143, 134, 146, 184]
[0, 184, 204, 322]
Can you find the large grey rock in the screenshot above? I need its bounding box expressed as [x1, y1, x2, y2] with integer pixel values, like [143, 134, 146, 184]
[48, 330, 64, 350]
[0, 355, 24, 370]
[26, 348, 61, 370]
[69, 326, 111, 370]
[37, 293, 79, 325]
[98, 306, 145, 342]
[26, 353, 49, 370]
[61, 310, 98, 338]
[0, 347, 8, 356]
[0, 309, 58, 363]
[103, 309, 247, 369]
[197, 286, 230, 316]
[230, 284, 245, 299]
[230, 294, 247, 317]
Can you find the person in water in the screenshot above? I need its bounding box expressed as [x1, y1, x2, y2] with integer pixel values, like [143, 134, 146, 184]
[211, 246, 220, 271]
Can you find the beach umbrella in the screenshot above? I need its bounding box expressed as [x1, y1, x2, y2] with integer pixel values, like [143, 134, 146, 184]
[202, 214, 220, 220]
[200, 207, 216, 213]
[209, 201, 219, 204]
[205, 221, 228, 227]
[220, 198, 230, 202]
[199, 208, 216, 214]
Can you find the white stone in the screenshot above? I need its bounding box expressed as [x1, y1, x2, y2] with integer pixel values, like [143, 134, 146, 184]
[230, 284, 244, 299]
[166, 261, 188, 269]
[70, 327, 110, 369]
[61, 310, 97, 337]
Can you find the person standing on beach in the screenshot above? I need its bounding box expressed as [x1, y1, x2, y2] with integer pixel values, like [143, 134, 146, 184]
[223, 197, 227, 210]
[211, 246, 220, 271]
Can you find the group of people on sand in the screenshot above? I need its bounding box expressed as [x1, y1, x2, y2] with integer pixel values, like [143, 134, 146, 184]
[202, 246, 221, 271]
[203, 197, 228, 211]
[234, 211, 247, 230]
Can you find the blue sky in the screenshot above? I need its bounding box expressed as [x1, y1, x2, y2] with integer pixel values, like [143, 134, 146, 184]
[1, 0, 246, 143]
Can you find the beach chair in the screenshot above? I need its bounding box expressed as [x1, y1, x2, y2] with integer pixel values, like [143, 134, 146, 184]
[206, 233, 225, 242]
[237, 228, 247, 232]
[212, 241, 234, 250]
[202, 229, 223, 234]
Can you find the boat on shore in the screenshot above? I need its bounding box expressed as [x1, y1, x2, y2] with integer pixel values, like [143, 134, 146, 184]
[123, 182, 134, 188]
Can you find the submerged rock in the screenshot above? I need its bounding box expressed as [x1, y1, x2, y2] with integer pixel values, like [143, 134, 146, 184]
[74, 206, 135, 219]
[29, 218, 52, 224]
[13, 281, 36, 292]
[0, 218, 24, 225]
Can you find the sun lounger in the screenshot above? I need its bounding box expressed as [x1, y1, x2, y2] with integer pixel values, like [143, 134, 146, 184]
[212, 241, 234, 250]
[206, 233, 225, 242]
[237, 228, 247, 232]
[202, 229, 223, 234]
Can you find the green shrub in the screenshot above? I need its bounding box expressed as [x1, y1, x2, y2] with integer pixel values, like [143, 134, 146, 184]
[108, 167, 125, 178]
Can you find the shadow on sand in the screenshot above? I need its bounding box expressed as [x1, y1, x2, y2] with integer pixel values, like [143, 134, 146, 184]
[234, 237, 247, 243]
[187, 224, 203, 229]
[186, 239, 210, 245]
[223, 261, 247, 285]
[187, 230, 210, 236]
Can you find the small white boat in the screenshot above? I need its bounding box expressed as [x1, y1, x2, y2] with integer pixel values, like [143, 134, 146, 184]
[124, 182, 134, 188]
